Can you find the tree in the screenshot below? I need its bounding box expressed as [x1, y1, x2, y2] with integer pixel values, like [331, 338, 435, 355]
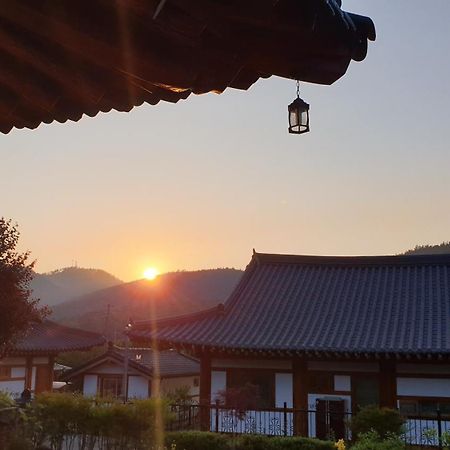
[0, 218, 48, 356]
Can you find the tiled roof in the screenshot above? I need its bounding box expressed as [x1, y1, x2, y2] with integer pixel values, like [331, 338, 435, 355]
[11, 320, 105, 355]
[63, 345, 199, 380]
[118, 347, 200, 378]
[0, 1, 375, 134]
[129, 253, 450, 357]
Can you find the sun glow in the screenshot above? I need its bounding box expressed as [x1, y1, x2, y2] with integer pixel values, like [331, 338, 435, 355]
[143, 267, 159, 280]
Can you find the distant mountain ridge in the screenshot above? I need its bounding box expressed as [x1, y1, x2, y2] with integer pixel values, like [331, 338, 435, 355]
[51, 268, 243, 336]
[403, 241, 450, 256]
[31, 267, 123, 307]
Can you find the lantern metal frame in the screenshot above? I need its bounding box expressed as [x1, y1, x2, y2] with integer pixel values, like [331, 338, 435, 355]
[288, 81, 310, 134]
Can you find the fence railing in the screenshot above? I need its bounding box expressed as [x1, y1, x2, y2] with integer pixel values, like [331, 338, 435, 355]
[168, 403, 450, 448]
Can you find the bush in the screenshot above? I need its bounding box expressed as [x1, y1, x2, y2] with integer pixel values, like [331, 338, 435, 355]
[350, 431, 405, 450]
[27, 392, 170, 449]
[270, 436, 335, 450]
[235, 434, 334, 450]
[165, 431, 230, 450]
[0, 390, 15, 408]
[350, 407, 404, 439]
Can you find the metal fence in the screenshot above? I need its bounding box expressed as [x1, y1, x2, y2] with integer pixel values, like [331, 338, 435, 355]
[168, 403, 450, 448]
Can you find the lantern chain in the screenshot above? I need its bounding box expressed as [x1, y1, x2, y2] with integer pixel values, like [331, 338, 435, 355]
[296, 80, 300, 98]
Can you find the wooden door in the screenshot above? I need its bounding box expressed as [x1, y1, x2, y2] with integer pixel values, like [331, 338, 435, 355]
[35, 365, 52, 393]
[328, 399, 346, 440]
[315, 399, 346, 440]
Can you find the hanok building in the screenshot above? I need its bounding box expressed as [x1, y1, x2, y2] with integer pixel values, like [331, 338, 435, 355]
[129, 252, 450, 438]
[0, 320, 105, 398]
[63, 343, 200, 400]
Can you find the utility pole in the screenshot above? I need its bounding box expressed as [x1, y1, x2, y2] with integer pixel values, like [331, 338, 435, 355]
[122, 320, 131, 402]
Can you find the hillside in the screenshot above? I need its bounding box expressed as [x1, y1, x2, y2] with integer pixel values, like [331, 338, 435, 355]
[403, 241, 450, 255]
[31, 267, 123, 307]
[51, 268, 243, 336]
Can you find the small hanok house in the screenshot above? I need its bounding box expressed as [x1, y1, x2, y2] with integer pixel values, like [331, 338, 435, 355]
[129, 252, 450, 439]
[0, 320, 105, 398]
[62, 343, 200, 401]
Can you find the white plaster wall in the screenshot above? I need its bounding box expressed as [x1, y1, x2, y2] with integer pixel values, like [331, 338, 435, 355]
[397, 378, 450, 397]
[211, 371, 226, 401]
[334, 375, 351, 392]
[212, 359, 292, 370]
[404, 419, 450, 445]
[0, 380, 25, 397]
[83, 375, 98, 396]
[128, 376, 148, 399]
[275, 373, 293, 408]
[11, 367, 26, 378]
[210, 409, 294, 436]
[160, 376, 199, 399]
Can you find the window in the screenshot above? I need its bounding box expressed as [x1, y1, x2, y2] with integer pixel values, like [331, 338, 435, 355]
[99, 376, 123, 398]
[227, 369, 275, 408]
[353, 377, 380, 409]
[399, 400, 450, 417]
[0, 366, 11, 380]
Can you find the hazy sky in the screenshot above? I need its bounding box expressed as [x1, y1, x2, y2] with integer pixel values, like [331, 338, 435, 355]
[1, 1, 450, 281]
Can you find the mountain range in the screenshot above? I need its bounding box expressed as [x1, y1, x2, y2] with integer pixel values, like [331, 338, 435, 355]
[48, 268, 243, 335]
[31, 267, 123, 306]
[32, 241, 450, 336]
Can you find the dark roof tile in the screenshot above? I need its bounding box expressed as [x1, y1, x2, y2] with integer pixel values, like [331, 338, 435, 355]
[130, 253, 450, 356]
[11, 320, 105, 355]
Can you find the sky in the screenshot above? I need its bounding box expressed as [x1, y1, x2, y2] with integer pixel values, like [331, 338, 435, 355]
[1, 1, 450, 281]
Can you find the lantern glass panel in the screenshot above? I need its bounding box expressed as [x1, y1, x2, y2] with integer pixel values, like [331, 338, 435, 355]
[290, 110, 299, 129]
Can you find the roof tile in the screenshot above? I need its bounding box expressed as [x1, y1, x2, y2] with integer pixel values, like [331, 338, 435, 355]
[130, 253, 450, 356]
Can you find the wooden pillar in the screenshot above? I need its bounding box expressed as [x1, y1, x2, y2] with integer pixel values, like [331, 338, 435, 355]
[379, 360, 397, 409]
[199, 353, 211, 431]
[25, 356, 33, 390]
[48, 356, 55, 391]
[293, 357, 308, 436]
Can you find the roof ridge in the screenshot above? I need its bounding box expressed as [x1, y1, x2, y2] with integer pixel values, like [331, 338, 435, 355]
[253, 252, 450, 266]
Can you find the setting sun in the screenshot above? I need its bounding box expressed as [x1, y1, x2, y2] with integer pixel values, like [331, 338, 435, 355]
[143, 267, 159, 280]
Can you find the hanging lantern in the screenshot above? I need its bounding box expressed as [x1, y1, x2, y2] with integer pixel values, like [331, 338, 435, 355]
[288, 81, 310, 134]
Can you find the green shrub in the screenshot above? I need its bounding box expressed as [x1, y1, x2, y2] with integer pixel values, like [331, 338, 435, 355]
[26, 392, 169, 449]
[350, 406, 404, 439]
[234, 434, 334, 450]
[165, 431, 230, 450]
[0, 390, 15, 408]
[270, 436, 335, 450]
[350, 431, 405, 450]
[235, 434, 273, 450]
